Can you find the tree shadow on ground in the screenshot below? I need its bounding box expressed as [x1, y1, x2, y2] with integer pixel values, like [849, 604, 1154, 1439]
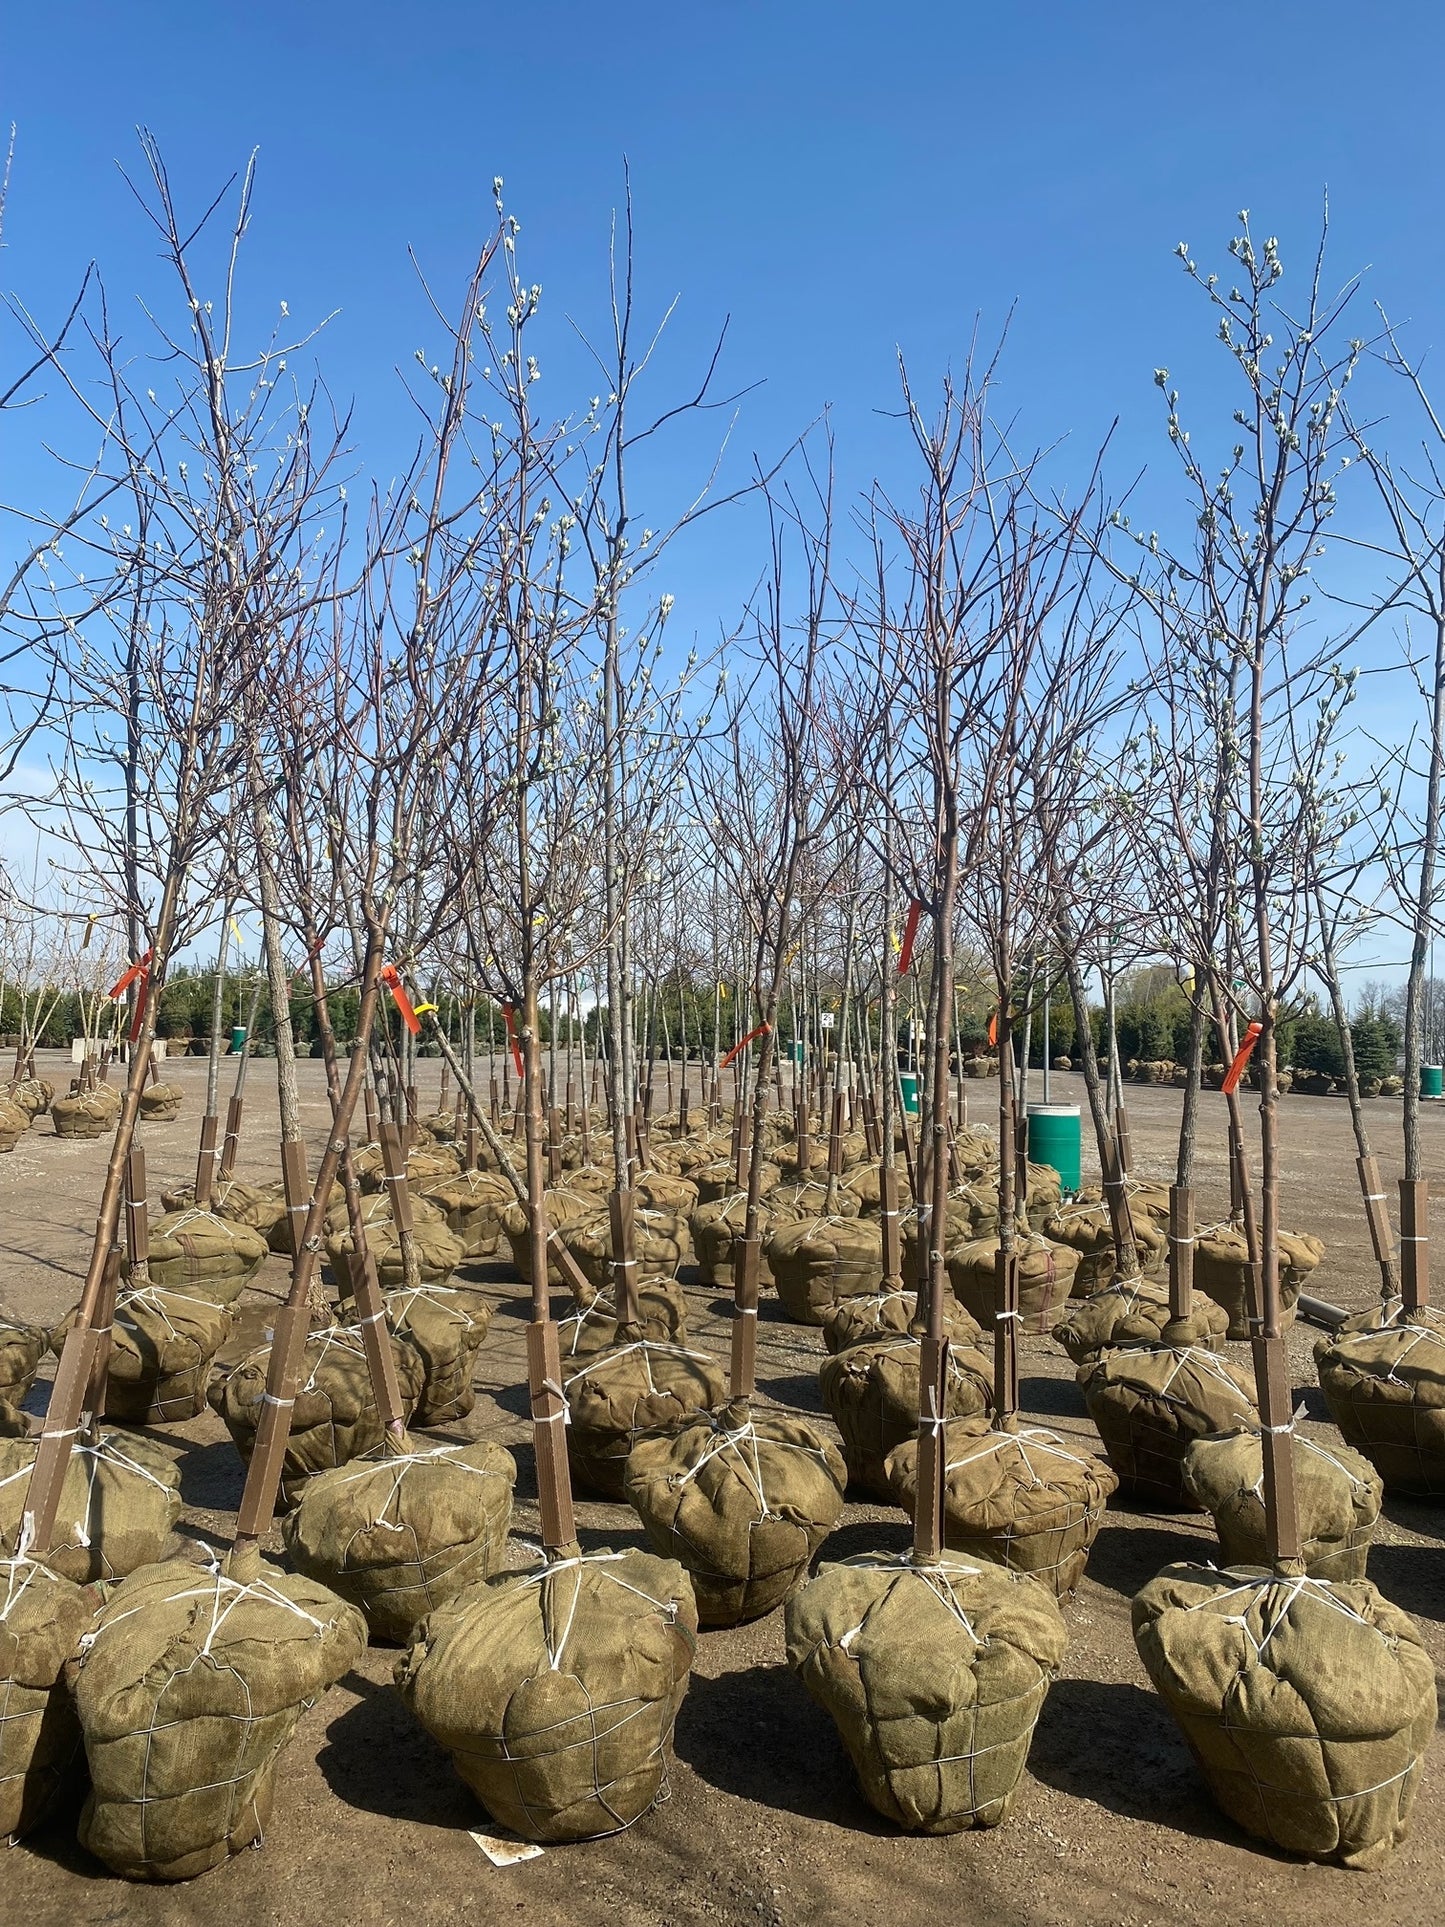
[1368, 1536, 1445, 1626]
[674, 1662, 891, 1833]
[319, 1670, 477, 1829]
[1080, 1516, 1216, 1598]
[1018, 1372, 1085, 1421]
[1029, 1677, 1220, 1840]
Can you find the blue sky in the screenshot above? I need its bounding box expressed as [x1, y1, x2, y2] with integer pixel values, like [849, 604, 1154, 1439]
[2, 1, 1442, 973]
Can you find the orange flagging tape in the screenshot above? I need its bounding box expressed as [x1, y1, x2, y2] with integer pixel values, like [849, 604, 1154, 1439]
[501, 1003, 524, 1078]
[1220, 1021, 1263, 1095]
[721, 1022, 771, 1070]
[897, 902, 923, 975]
[381, 963, 422, 1036]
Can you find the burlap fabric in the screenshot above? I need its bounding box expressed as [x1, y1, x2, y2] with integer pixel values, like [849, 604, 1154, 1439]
[1053, 1278, 1227, 1367]
[417, 1109, 456, 1141]
[633, 1171, 701, 1214]
[625, 1400, 846, 1625]
[1194, 1225, 1326, 1339]
[559, 1207, 692, 1292]
[210, 1326, 425, 1509]
[3, 1078, 53, 1122]
[416, 1170, 514, 1258]
[899, 1190, 997, 1273]
[840, 1162, 913, 1216]
[818, 1333, 994, 1500]
[324, 1214, 464, 1292]
[1182, 1427, 1382, 1580]
[1043, 1200, 1167, 1296]
[821, 1290, 983, 1356]
[557, 1278, 689, 1361]
[139, 1208, 269, 1304]
[885, 1417, 1118, 1597]
[137, 1084, 184, 1121]
[0, 1429, 181, 1583]
[1314, 1306, 1445, 1495]
[765, 1178, 863, 1225]
[1132, 1563, 1436, 1868]
[396, 1546, 697, 1842]
[54, 1288, 233, 1424]
[1021, 1162, 1063, 1230]
[374, 1285, 490, 1425]
[0, 1553, 97, 1842]
[564, 1340, 727, 1500]
[283, 1436, 515, 1642]
[0, 1101, 27, 1152]
[70, 1554, 366, 1880]
[205, 1179, 289, 1246]
[693, 1159, 781, 1206]
[947, 1234, 1081, 1336]
[784, 1551, 1066, 1833]
[1079, 1346, 1259, 1507]
[353, 1142, 460, 1193]
[0, 1401, 27, 1437]
[323, 1189, 446, 1235]
[767, 1216, 884, 1325]
[501, 1187, 606, 1287]
[690, 1194, 776, 1288]
[0, 1314, 48, 1409]
[51, 1091, 117, 1140]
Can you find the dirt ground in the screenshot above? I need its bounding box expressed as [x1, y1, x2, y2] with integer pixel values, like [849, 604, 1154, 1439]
[2, 1052, 1443, 1927]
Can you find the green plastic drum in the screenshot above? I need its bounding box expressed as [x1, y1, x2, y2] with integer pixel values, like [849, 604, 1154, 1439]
[899, 1071, 921, 1116]
[1422, 1066, 1443, 1099]
[231, 1025, 248, 1053]
[1026, 1102, 1082, 1193]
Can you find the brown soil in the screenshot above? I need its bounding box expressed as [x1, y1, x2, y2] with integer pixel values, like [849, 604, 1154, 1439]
[2, 1054, 1442, 1927]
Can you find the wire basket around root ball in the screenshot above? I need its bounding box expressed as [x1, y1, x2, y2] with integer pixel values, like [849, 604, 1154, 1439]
[0, 1429, 182, 1583]
[0, 1553, 98, 1842]
[69, 1554, 366, 1881]
[819, 1333, 994, 1501]
[135, 1208, 270, 1304]
[1193, 1225, 1325, 1339]
[1182, 1427, 1382, 1580]
[367, 1284, 490, 1425]
[946, 1234, 1080, 1336]
[1313, 1306, 1445, 1496]
[557, 1275, 688, 1361]
[1132, 1563, 1437, 1868]
[1053, 1281, 1227, 1368]
[1078, 1344, 1259, 1508]
[625, 1400, 846, 1625]
[283, 1436, 515, 1643]
[396, 1545, 697, 1843]
[885, 1417, 1118, 1598]
[564, 1340, 727, 1500]
[766, 1215, 884, 1325]
[821, 1290, 983, 1356]
[785, 1551, 1067, 1834]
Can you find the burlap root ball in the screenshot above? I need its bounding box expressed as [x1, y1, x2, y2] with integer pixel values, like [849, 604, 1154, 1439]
[324, 1214, 464, 1294]
[204, 1178, 290, 1245]
[416, 1171, 515, 1258]
[767, 1216, 884, 1326]
[557, 1277, 688, 1362]
[1132, 1564, 1437, 1868]
[1054, 1280, 1227, 1368]
[840, 1162, 913, 1216]
[693, 1160, 781, 1206]
[1314, 1307, 1445, 1495]
[625, 1400, 846, 1625]
[765, 1178, 863, 1226]
[946, 1234, 1081, 1336]
[0, 1314, 49, 1409]
[70, 1555, 366, 1880]
[139, 1208, 269, 1304]
[564, 1340, 727, 1500]
[899, 1190, 997, 1272]
[51, 1091, 118, 1140]
[353, 1142, 460, 1193]
[0, 1429, 182, 1583]
[558, 1207, 692, 1292]
[500, 1188, 604, 1287]
[1043, 1201, 1167, 1297]
[1079, 1346, 1259, 1508]
[1182, 1427, 1382, 1580]
[689, 1195, 776, 1288]
[396, 1547, 697, 1842]
[3, 1078, 54, 1123]
[364, 1284, 490, 1425]
[0, 1555, 97, 1841]
[54, 1287, 234, 1424]
[210, 1326, 425, 1509]
[822, 1290, 983, 1357]
[784, 1551, 1067, 1833]
[137, 1083, 184, 1121]
[818, 1333, 994, 1500]
[1023, 1162, 1064, 1230]
[885, 1417, 1118, 1597]
[632, 1171, 701, 1214]
[0, 1099, 29, 1153]
[283, 1436, 515, 1642]
[1194, 1225, 1326, 1339]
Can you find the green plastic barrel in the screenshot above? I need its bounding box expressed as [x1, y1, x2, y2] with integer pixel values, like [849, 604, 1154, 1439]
[1422, 1066, 1443, 1099]
[899, 1071, 921, 1116]
[1026, 1102, 1082, 1193]
[231, 1024, 248, 1053]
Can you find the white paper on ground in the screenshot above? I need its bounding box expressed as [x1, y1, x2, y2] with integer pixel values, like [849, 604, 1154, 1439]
[468, 1828, 545, 1867]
